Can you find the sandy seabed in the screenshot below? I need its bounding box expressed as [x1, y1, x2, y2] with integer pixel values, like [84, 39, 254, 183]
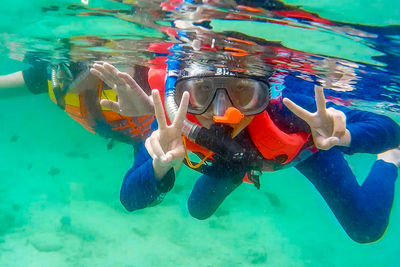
[0, 93, 399, 267]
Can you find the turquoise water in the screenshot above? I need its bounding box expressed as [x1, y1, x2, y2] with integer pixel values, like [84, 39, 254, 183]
[1, 0, 400, 266]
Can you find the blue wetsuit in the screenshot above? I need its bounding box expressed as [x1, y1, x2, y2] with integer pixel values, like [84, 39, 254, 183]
[120, 85, 400, 243]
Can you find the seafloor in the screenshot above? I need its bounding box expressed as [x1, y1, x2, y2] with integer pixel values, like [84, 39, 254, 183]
[0, 87, 399, 266]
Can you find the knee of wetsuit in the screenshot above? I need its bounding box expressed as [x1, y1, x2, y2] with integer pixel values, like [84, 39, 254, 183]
[346, 229, 386, 244]
[344, 216, 388, 244]
[187, 197, 216, 220]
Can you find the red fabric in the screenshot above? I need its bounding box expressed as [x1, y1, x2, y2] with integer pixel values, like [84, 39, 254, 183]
[274, 10, 334, 25]
[148, 43, 174, 54]
[248, 111, 310, 164]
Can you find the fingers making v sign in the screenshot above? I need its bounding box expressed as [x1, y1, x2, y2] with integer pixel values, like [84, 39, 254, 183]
[283, 86, 351, 150]
[145, 89, 189, 179]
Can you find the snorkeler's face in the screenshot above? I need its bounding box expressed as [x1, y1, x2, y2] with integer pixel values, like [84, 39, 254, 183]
[194, 90, 254, 135]
[195, 110, 254, 139]
[195, 90, 231, 128]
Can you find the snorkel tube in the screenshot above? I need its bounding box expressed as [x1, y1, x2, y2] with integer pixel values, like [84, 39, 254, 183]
[164, 54, 200, 141]
[162, 2, 247, 161]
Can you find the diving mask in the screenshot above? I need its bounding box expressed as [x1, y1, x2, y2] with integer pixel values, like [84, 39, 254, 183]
[174, 75, 271, 115]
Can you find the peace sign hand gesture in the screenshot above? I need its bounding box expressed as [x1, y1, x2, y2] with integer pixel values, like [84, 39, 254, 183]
[90, 62, 154, 116]
[283, 86, 351, 150]
[145, 89, 190, 179]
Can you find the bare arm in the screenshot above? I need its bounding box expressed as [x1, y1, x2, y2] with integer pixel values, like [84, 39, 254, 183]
[0, 71, 32, 98]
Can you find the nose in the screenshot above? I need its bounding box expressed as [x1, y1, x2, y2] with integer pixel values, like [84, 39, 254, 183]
[211, 89, 244, 124]
[212, 89, 231, 116]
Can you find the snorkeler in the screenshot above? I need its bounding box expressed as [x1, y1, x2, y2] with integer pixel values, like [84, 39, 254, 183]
[0, 55, 157, 146]
[90, 60, 400, 244]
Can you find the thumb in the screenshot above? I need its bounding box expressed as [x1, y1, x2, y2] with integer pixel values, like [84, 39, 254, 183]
[158, 151, 179, 166]
[316, 136, 340, 150]
[166, 147, 185, 164]
[100, 99, 121, 113]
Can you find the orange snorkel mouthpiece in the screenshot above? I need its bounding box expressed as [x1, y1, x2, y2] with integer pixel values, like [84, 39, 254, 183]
[213, 107, 244, 124]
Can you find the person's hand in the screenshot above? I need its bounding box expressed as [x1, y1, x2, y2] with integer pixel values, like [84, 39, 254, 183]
[283, 86, 351, 150]
[90, 62, 154, 116]
[145, 89, 189, 179]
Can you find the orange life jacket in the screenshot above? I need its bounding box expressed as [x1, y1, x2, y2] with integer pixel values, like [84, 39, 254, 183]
[48, 70, 154, 143]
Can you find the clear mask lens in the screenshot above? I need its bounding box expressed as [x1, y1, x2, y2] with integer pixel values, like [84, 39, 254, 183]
[175, 76, 270, 115]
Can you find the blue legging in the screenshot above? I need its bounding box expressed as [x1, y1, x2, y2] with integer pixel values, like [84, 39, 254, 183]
[188, 148, 397, 243]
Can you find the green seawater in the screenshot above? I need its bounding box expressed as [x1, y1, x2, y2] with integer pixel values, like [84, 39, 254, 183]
[1, 0, 400, 266]
[0, 58, 399, 266]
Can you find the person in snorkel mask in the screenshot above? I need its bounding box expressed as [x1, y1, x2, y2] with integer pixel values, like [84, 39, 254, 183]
[91, 60, 400, 244]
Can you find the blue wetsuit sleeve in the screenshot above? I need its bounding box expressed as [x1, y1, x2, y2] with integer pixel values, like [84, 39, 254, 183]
[332, 105, 400, 154]
[120, 121, 175, 211]
[120, 143, 160, 211]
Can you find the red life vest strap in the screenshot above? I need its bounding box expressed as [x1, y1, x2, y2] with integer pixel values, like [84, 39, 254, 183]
[248, 111, 310, 164]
